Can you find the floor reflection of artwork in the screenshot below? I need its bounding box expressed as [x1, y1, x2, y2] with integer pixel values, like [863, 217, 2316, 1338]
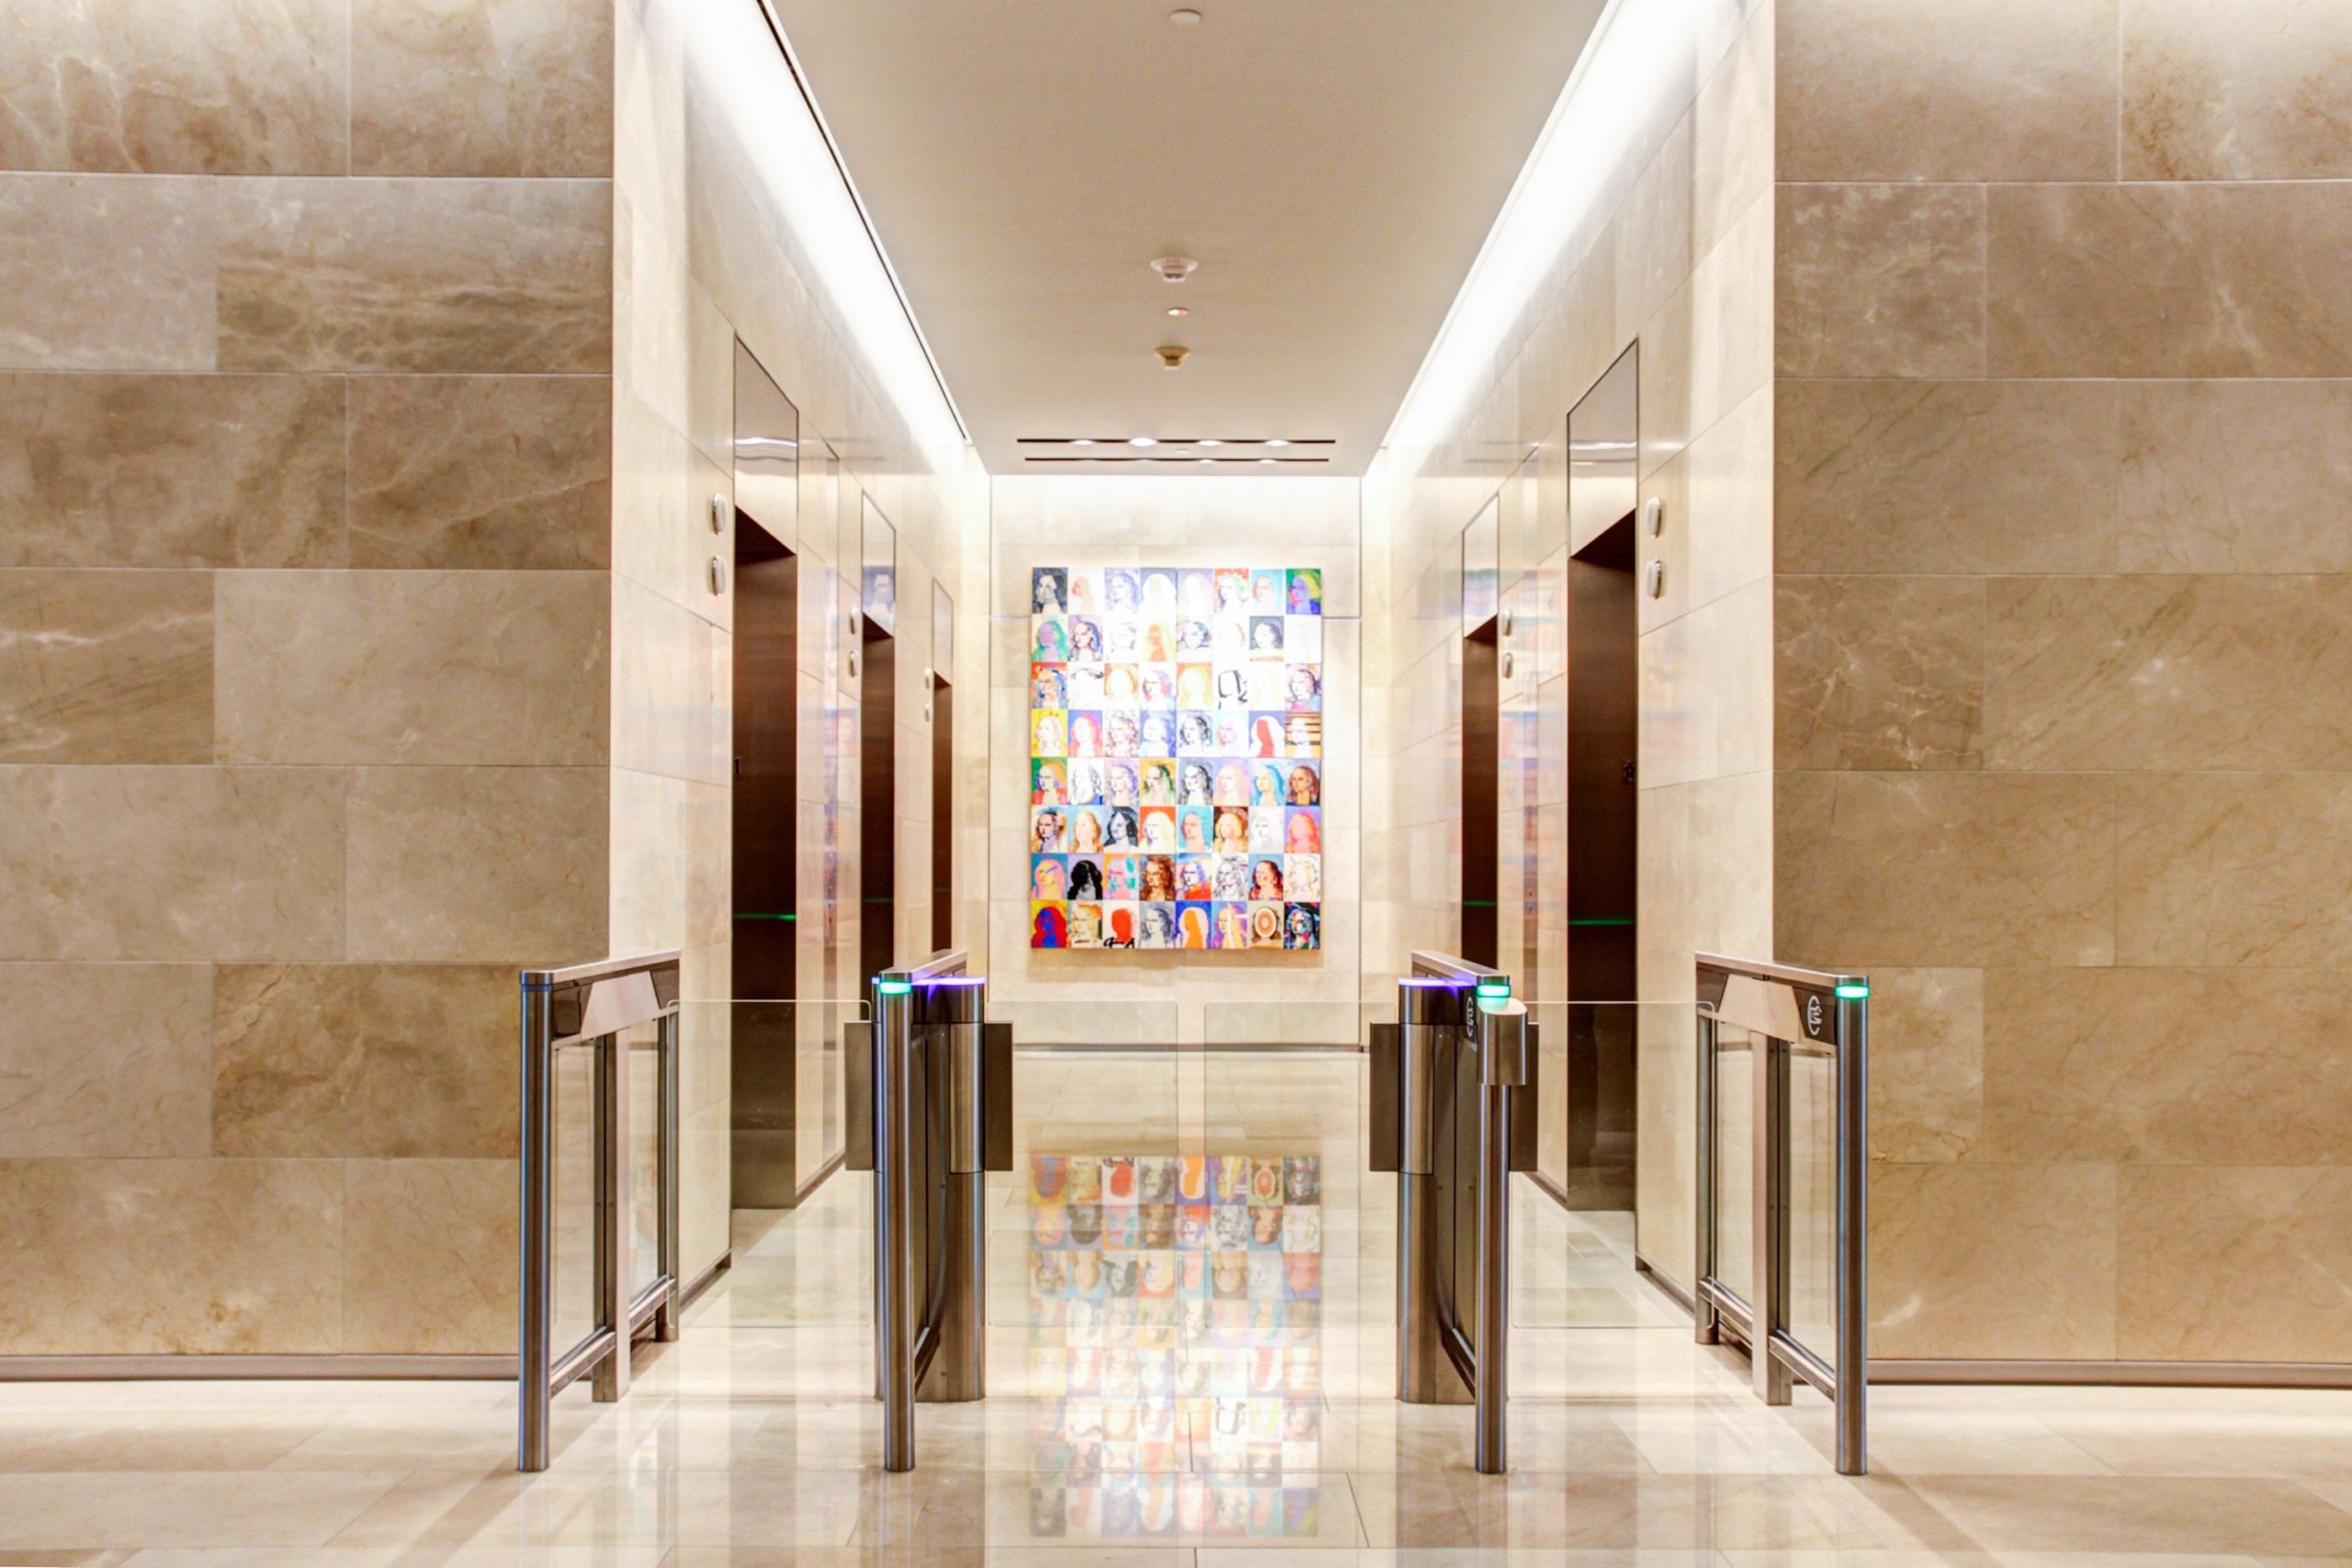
[1027, 1153, 1323, 1538]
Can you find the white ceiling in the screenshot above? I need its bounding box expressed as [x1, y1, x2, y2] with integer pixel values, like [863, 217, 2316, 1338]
[768, 0, 1605, 477]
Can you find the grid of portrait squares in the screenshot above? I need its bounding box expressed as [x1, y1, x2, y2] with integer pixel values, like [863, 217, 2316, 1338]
[1029, 565, 1323, 951]
[1026, 1153, 1324, 1539]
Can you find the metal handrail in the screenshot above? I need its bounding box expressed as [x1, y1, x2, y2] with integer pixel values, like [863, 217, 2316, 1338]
[1692, 952, 1869, 1475]
[517, 951, 683, 1472]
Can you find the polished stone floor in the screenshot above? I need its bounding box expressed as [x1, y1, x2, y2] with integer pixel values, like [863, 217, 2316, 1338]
[4, 1052, 2351, 1564]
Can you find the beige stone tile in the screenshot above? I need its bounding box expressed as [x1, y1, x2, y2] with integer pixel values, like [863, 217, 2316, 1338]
[1779, 0, 2119, 180]
[1984, 966, 2352, 1165]
[341, 1159, 518, 1355]
[0, 1158, 343, 1353]
[2041, 1405, 2352, 1482]
[1614, 109, 1694, 340]
[0, 962, 212, 1156]
[0, 372, 346, 569]
[1775, 379, 2121, 575]
[345, 764, 606, 963]
[2119, 380, 2352, 574]
[1860, 967, 1984, 1163]
[1775, 576, 1984, 772]
[351, 0, 615, 177]
[1775, 772, 2115, 967]
[2118, 773, 2352, 967]
[1987, 182, 2352, 378]
[1683, 382, 1772, 612]
[1692, 2, 1772, 262]
[0, 568, 212, 762]
[211, 963, 517, 1159]
[1776, 185, 1985, 378]
[1888, 1473, 2352, 1557]
[1870, 1162, 2119, 1359]
[2122, 0, 2352, 178]
[0, 0, 348, 174]
[216, 177, 610, 373]
[216, 570, 609, 765]
[1984, 575, 2352, 771]
[2119, 1165, 2352, 1364]
[0, 765, 344, 960]
[0, 1472, 416, 1551]
[347, 376, 611, 570]
[0, 174, 217, 370]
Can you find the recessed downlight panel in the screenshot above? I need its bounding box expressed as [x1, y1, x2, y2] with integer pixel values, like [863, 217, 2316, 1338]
[1013, 435, 1338, 466]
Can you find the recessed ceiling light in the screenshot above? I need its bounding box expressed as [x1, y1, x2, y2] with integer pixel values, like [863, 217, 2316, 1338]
[1073, 438, 1094, 446]
[1259, 457, 1275, 465]
[1129, 436, 1156, 447]
[1170, 7, 1202, 24]
[1166, 306, 1188, 318]
[1267, 438, 1289, 447]
[1200, 438, 1220, 447]
[1198, 457, 1214, 466]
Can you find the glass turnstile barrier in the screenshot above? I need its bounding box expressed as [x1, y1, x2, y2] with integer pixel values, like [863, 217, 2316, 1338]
[518, 952, 683, 1472]
[1366, 952, 1533, 1473]
[846, 950, 1015, 1471]
[1694, 953, 1870, 1475]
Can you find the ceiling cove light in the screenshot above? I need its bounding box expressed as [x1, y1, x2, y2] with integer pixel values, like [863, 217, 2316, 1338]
[1385, 0, 1692, 456]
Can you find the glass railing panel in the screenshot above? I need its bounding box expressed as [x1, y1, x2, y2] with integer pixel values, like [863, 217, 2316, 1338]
[627, 1019, 664, 1300]
[1785, 1040, 1839, 1356]
[1710, 1021, 1758, 1311]
[549, 1037, 599, 1357]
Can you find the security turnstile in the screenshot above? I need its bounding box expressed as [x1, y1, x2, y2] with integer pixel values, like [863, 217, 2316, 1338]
[845, 950, 1012, 1472]
[1368, 951, 1536, 1474]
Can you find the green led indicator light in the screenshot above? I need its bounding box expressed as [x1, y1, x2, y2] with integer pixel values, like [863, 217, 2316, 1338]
[1834, 981, 1870, 999]
[1475, 979, 1511, 1000]
[876, 979, 913, 996]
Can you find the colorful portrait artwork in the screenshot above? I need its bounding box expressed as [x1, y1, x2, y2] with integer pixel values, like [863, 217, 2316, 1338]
[1027, 1153, 1325, 1539]
[1031, 565, 1322, 952]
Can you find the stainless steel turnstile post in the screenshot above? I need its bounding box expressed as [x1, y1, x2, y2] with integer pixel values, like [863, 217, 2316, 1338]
[1370, 951, 1535, 1475]
[847, 950, 1012, 1472]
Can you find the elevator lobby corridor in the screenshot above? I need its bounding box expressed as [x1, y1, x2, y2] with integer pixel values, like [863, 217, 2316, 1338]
[1, 1051, 2347, 1562]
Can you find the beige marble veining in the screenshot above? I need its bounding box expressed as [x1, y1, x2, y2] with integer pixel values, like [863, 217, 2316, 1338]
[1775, 771, 2116, 967]
[1778, 0, 2119, 181]
[0, 1157, 344, 1355]
[1987, 181, 2352, 378]
[1775, 184, 1986, 378]
[2117, 772, 2352, 967]
[1869, 1161, 2120, 1359]
[350, 0, 615, 178]
[1984, 965, 2352, 1166]
[0, 0, 349, 175]
[2119, 1166, 2352, 1364]
[0, 568, 213, 763]
[343, 764, 607, 964]
[215, 569, 610, 766]
[216, 176, 611, 373]
[211, 963, 519, 1160]
[0, 372, 346, 569]
[2121, 0, 2352, 179]
[0, 961, 212, 1158]
[1983, 574, 2352, 772]
[2118, 378, 2352, 574]
[347, 376, 613, 570]
[1775, 378, 2122, 575]
[1861, 966, 1984, 1163]
[0, 173, 218, 370]
[1774, 575, 1984, 771]
[340, 1159, 520, 1356]
[0, 764, 345, 961]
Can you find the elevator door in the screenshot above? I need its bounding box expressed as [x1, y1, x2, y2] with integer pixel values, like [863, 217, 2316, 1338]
[861, 620, 897, 987]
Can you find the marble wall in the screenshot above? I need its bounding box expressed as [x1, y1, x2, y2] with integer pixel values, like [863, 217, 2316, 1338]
[0, 0, 974, 1359]
[986, 477, 1363, 1048]
[1365, 0, 1776, 1292]
[1774, 0, 2352, 1366]
[0, 0, 616, 1358]
[613, 0, 974, 1261]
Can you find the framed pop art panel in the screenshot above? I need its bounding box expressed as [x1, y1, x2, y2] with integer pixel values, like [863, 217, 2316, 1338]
[1029, 565, 1322, 952]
